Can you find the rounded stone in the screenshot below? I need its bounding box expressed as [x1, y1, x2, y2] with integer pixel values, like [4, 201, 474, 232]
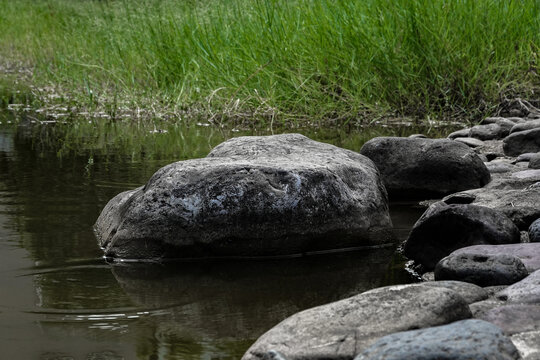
[434, 253, 528, 286]
[360, 137, 490, 198]
[403, 202, 521, 270]
[503, 128, 540, 156]
[94, 134, 392, 260]
[355, 319, 521, 360]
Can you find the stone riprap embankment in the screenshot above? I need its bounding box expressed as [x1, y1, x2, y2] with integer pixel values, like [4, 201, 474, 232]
[94, 133, 392, 260]
[240, 108, 540, 360]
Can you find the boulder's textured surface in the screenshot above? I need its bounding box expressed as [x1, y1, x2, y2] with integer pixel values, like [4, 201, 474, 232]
[241, 284, 471, 360]
[359, 137, 490, 198]
[529, 153, 540, 169]
[470, 299, 507, 318]
[511, 331, 540, 360]
[446, 184, 540, 230]
[419, 280, 488, 304]
[354, 319, 521, 360]
[95, 134, 392, 260]
[435, 253, 528, 286]
[510, 119, 540, 134]
[480, 304, 540, 335]
[496, 270, 540, 304]
[530, 219, 540, 243]
[504, 128, 540, 156]
[451, 244, 540, 273]
[454, 137, 485, 148]
[403, 202, 520, 270]
[470, 123, 508, 140]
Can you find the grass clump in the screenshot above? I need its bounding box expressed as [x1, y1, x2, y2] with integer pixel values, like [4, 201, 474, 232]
[0, 0, 538, 126]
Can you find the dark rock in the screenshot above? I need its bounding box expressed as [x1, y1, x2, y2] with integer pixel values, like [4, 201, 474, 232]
[354, 319, 521, 360]
[503, 128, 540, 156]
[496, 269, 540, 303]
[455, 137, 485, 148]
[529, 153, 540, 169]
[473, 139, 505, 158]
[241, 284, 472, 360]
[434, 253, 528, 286]
[359, 137, 490, 198]
[448, 128, 471, 139]
[511, 331, 540, 360]
[510, 119, 540, 134]
[403, 202, 521, 270]
[530, 219, 540, 242]
[95, 134, 392, 260]
[451, 244, 540, 273]
[480, 304, 540, 335]
[470, 123, 507, 140]
[261, 350, 289, 360]
[420, 280, 488, 303]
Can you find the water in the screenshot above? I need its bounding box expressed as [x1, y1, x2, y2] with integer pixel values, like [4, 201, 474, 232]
[0, 121, 426, 360]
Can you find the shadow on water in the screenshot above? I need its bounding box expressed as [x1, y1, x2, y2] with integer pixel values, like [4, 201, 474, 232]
[0, 113, 433, 359]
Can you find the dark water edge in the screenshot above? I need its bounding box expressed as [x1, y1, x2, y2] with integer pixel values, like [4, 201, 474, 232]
[0, 113, 434, 359]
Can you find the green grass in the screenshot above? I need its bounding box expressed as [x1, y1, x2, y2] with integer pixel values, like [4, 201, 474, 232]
[0, 0, 538, 126]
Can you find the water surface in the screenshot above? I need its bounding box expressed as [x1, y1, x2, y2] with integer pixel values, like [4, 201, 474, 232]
[0, 120, 426, 359]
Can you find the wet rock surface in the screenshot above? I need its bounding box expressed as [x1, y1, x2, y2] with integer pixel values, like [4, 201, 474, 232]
[95, 134, 392, 260]
[241, 284, 471, 360]
[359, 137, 490, 198]
[354, 319, 521, 360]
[403, 202, 520, 270]
[434, 253, 528, 286]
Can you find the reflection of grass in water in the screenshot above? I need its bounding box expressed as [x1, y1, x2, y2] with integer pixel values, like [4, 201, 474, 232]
[0, 0, 538, 125]
[9, 112, 456, 160]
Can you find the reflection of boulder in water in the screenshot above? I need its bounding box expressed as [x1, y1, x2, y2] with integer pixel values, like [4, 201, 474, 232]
[111, 247, 407, 339]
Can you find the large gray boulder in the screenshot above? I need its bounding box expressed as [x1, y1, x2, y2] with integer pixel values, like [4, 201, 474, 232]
[359, 137, 490, 198]
[242, 284, 471, 360]
[95, 134, 392, 260]
[434, 253, 528, 286]
[504, 128, 540, 156]
[403, 202, 521, 270]
[355, 319, 521, 360]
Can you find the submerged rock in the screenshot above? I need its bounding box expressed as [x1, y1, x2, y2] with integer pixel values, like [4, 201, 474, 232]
[94, 134, 392, 260]
[403, 202, 520, 270]
[355, 319, 521, 360]
[241, 284, 471, 360]
[434, 253, 528, 286]
[359, 137, 490, 198]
